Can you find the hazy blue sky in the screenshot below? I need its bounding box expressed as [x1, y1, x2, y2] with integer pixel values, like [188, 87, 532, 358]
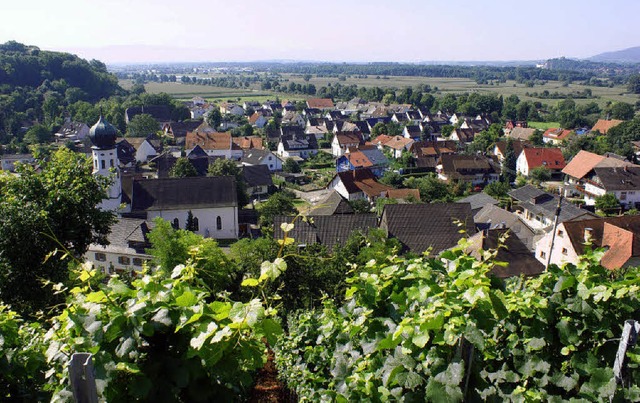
[2, 0, 637, 63]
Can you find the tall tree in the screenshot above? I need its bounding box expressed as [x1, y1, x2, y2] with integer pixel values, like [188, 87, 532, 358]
[502, 138, 517, 183]
[207, 158, 249, 206]
[0, 148, 115, 316]
[170, 158, 198, 178]
[126, 114, 158, 137]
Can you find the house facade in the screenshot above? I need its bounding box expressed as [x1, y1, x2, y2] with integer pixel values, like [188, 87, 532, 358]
[516, 147, 566, 177]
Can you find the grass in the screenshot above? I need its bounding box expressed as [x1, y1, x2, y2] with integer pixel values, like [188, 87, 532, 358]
[123, 73, 639, 110]
[528, 121, 561, 130]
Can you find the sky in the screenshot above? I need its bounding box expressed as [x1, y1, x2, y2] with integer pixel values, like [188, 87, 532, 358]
[1, 0, 637, 64]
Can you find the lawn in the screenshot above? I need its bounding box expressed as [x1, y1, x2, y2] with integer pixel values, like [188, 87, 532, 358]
[528, 121, 561, 130]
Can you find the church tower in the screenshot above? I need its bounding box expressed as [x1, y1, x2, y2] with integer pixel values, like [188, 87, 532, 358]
[89, 115, 121, 211]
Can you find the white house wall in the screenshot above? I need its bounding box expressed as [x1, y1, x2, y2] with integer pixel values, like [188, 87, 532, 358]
[147, 206, 238, 239]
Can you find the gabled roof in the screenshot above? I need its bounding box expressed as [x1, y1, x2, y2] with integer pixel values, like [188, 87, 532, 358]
[451, 128, 475, 142]
[346, 147, 388, 169]
[334, 168, 393, 197]
[563, 151, 634, 181]
[440, 155, 500, 179]
[116, 139, 137, 166]
[473, 204, 538, 251]
[335, 132, 364, 146]
[591, 119, 624, 134]
[508, 127, 537, 141]
[494, 140, 531, 157]
[249, 112, 267, 124]
[186, 131, 234, 151]
[521, 148, 566, 170]
[403, 125, 421, 137]
[380, 203, 475, 255]
[125, 105, 172, 123]
[164, 121, 202, 138]
[273, 214, 378, 251]
[306, 98, 335, 109]
[457, 193, 499, 212]
[232, 136, 263, 150]
[383, 188, 421, 201]
[465, 229, 544, 278]
[383, 135, 414, 150]
[242, 164, 273, 187]
[280, 132, 318, 151]
[542, 128, 572, 141]
[509, 185, 595, 224]
[309, 190, 354, 215]
[592, 166, 640, 191]
[131, 176, 237, 212]
[241, 148, 275, 165]
[562, 216, 640, 269]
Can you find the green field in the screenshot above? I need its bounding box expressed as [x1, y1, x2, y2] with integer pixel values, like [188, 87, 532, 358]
[123, 74, 639, 108]
[528, 121, 561, 130]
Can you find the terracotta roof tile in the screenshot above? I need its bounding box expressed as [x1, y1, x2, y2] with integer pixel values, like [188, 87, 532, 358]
[591, 119, 624, 135]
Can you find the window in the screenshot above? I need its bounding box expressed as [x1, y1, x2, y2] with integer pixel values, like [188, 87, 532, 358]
[557, 230, 564, 237]
[193, 217, 199, 231]
[133, 258, 143, 267]
[173, 218, 179, 229]
[118, 256, 131, 266]
[216, 216, 222, 230]
[621, 192, 627, 201]
[268, 156, 273, 160]
[95, 252, 106, 262]
[110, 159, 114, 167]
[539, 251, 546, 258]
[101, 160, 105, 169]
[562, 248, 568, 255]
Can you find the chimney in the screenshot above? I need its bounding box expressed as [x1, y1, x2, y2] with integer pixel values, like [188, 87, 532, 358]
[584, 227, 593, 244]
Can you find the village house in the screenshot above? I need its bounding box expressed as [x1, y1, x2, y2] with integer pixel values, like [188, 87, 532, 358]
[449, 128, 476, 144]
[542, 128, 572, 145]
[328, 168, 393, 202]
[508, 185, 596, 231]
[0, 153, 35, 172]
[134, 134, 163, 162]
[437, 155, 500, 186]
[306, 98, 335, 110]
[163, 121, 203, 146]
[242, 164, 273, 200]
[85, 217, 153, 275]
[189, 103, 215, 120]
[376, 135, 414, 159]
[473, 203, 539, 251]
[308, 191, 355, 215]
[55, 120, 90, 142]
[248, 112, 269, 128]
[581, 166, 640, 208]
[591, 119, 624, 135]
[507, 127, 537, 141]
[232, 136, 264, 151]
[379, 203, 475, 255]
[273, 214, 378, 250]
[492, 140, 531, 164]
[515, 147, 566, 178]
[535, 216, 640, 270]
[402, 125, 422, 140]
[125, 105, 172, 126]
[331, 132, 365, 157]
[276, 130, 319, 160]
[219, 102, 245, 116]
[336, 147, 389, 177]
[561, 150, 635, 197]
[281, 111, 306, 127]
[410, 140, 457, 170]
[185, 130, 243, 160]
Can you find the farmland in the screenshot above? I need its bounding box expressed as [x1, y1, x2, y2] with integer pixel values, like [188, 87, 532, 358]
[122, 73, 638, 108]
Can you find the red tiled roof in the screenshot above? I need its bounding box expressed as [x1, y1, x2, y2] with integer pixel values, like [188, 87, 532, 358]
[186, 131, 232, 150]
[591, 119, 624, 135]
[232, 136, 263, 150]
[384, 188, 421, 200]
[600, 222, 634, 270]
[522, 148, 566, 170]
[306, 98, 335, 109]
[384, 135, 414, 150]
[562, 150, 605, 179]
[347, 150, 373, 168]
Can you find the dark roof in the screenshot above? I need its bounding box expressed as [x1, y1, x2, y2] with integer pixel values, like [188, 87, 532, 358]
[440, 155, 500, 180]
[165, 121, 202, 139]
[89, 115, 118, 149]
[380, 203, 476, 255]
[131, 176, 237, 212]
[150, 152, 178, 178]
[273, 214, 377, 251]
[508, 185, 595, 224]
[241, 149, 274, 165]
[456, 193, 499, 212]
[104, 217, 154, 253]
[280, 126, 306, 137]
[309, 191, 354, 215]
[473, 204, 538, 251]
[592, 166, 640, 191]
[465, 229, 544, 278]
[125, 105, 172, 123]
[242, 165, 273, 187]
[280, 132, 318, 151]
[116, 139, 137, 166]
[334, 169, 392, 197]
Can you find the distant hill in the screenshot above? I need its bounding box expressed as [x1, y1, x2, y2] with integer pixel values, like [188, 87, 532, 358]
[589, 46, 640, 63]
[0, 41, 123, 101]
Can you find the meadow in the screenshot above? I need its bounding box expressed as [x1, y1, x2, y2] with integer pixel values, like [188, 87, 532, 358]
[122, 73, 639, 108]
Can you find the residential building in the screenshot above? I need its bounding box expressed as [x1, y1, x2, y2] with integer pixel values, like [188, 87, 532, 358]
[534, 216, 640, 270]
[276, 131, 319, 160]
[437, 155, 500, 186]
[306, 98, 335, 110]
[591, 119, 624, 135]
[331, 132, 365, 157]
[0, 153, 34, 172]
[336, 147, 389, 177]
[516, 147, 566, 178]
[582, 166, 640, 208]
[242, 165, 273, 200]
[55, 121, 90, 142]
[542, 128, 572, 145]
[379, 203, 475, 255]
[328, 168, 393, 202]
[240, 149, 282, 172]
[185, 130, 243, 160]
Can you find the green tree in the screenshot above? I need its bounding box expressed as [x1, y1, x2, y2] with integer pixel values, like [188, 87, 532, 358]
[349, 199, 371, 213]
[23, 124, 51, 145]
[185, 210, 197, 232]
[379, 170, 404, 188]
[283, 158, 301, 173]
[371, 122, 387, 137]
[206, 108, 222, 129]
[595, 193, 620, 215]
[126, 113, 159, 137]
[207, 158, 249, 206]
[258, 192, 297, 228]
[0, 148, 115, 316]
[529, 129, 544, 146]
[609, 102, 635, 120]
[627, 74, 640, 94]
[170, 158, 198, 178]
[441, 125, 454, 138]
[484, 180, 511, 198]
[502, 138, 517, 183]
[529, 166, 552, 182]
[404, 174, 451, 202]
